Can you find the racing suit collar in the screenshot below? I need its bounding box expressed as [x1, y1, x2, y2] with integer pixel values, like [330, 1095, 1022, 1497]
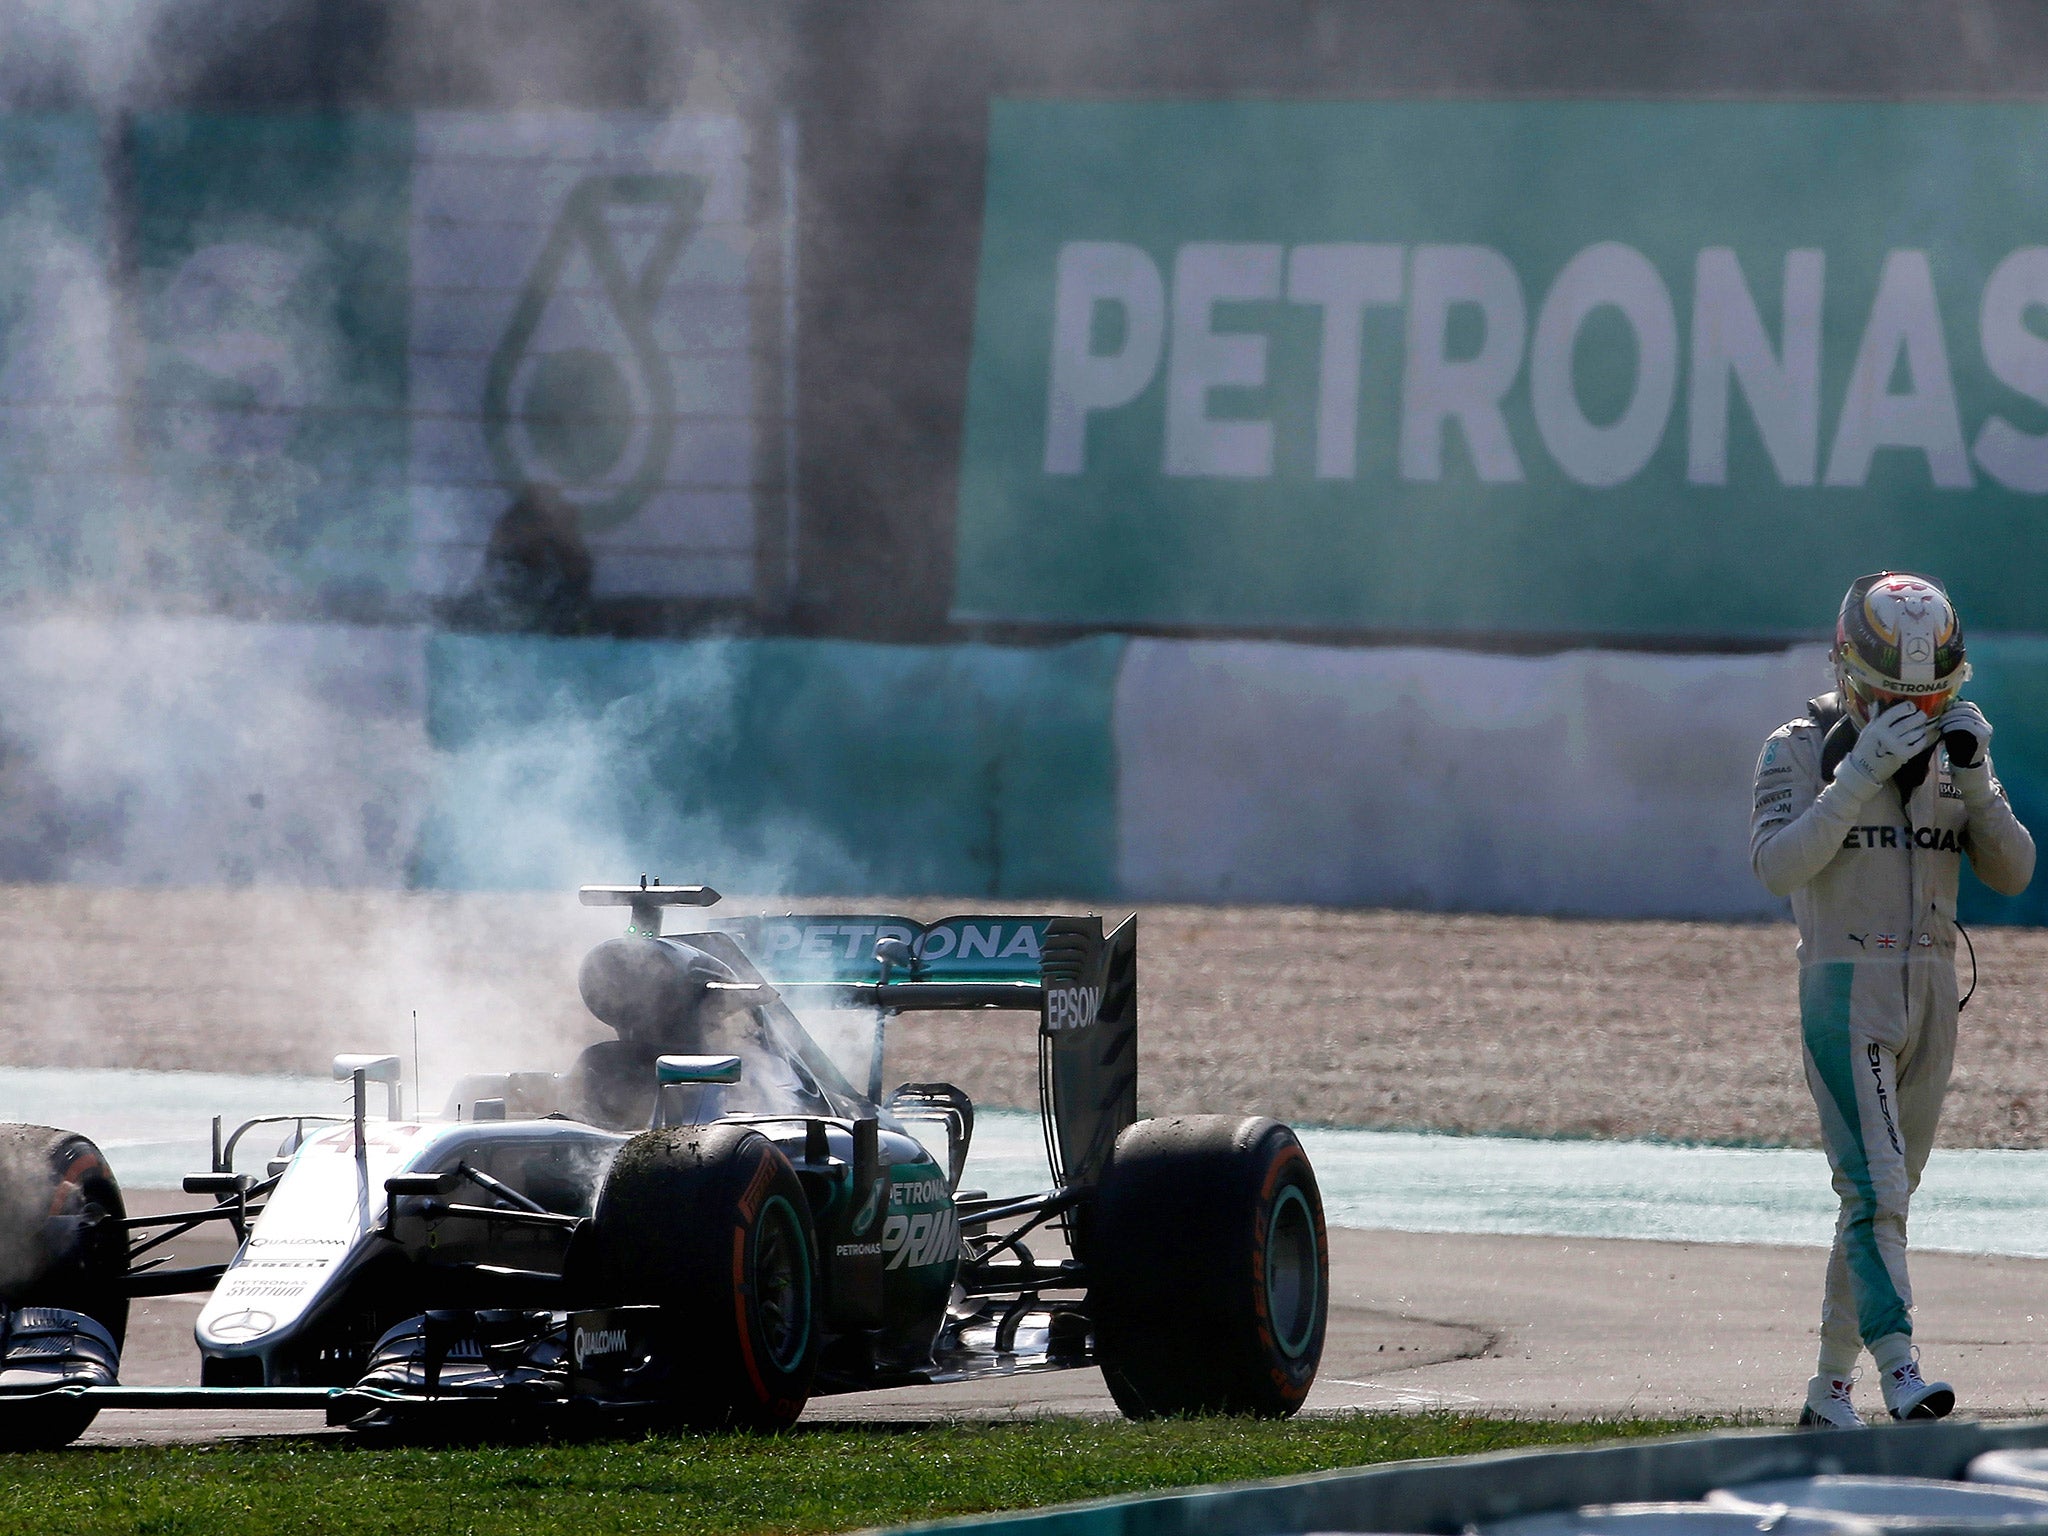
[1815, 693, 1856, 783]
[1893, 742, 1937, 802]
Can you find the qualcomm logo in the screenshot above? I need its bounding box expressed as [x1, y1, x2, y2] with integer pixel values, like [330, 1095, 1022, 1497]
[572, 1325, 632, 1368]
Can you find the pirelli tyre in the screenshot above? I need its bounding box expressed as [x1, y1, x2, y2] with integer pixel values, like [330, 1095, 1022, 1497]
[1086, 1115, 1327, 1418]
[586, 1122, 817, 1430]
[0, 1125, 130, 1449]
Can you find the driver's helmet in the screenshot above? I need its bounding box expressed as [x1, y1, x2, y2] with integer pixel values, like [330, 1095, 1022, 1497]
[1834, 571, 1969, 723]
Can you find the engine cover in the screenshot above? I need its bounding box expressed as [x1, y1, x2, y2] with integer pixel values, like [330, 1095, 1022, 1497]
[578, 937, 738, 1048]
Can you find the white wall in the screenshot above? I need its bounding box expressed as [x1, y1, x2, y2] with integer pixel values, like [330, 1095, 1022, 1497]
[1114, 638, 1829, 916]
[0, 619, 1837, 915]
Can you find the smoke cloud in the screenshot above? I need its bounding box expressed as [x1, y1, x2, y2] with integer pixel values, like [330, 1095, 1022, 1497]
[0, 1, 842, 1111]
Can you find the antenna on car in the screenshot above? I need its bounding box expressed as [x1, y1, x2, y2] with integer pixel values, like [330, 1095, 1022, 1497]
[411, 1010, 421, 1122]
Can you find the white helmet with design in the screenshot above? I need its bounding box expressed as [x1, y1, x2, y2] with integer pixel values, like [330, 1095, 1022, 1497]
[1833, 571, 1969, 724]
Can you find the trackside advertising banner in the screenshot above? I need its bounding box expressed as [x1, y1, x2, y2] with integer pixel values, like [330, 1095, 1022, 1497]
[957, 101, 2048, 639]
[0, 111, 757, 614]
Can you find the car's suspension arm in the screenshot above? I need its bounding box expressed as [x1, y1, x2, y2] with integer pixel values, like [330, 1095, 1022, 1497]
[382, 1164, 584, 1239]
[956, 1185, 1079, 1231]
[425, 1203, 583, 1231]
[957, 1257, 1086, 1298]
[959, 1185, 1079, 1264]
[121, 1172, 281, 1261]
[123, 1263, 229, 1297]
[955, 1185, 1088, 1297]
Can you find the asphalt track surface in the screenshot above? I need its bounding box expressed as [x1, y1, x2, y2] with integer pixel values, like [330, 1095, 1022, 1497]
[78, 1194, 2048, 1445]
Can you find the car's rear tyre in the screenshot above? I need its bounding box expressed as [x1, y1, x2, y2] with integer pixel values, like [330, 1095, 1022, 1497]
[1085, 1115, 1326, 1419]
[0, 1125, 130, 1449]
[587, 1122, 817, 1430]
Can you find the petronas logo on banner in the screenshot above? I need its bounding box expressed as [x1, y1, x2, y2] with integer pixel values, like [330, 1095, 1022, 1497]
[482, 174, 705, 533]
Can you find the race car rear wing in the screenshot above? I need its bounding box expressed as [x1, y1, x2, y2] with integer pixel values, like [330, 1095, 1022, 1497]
[699, 912, 1138, 1190]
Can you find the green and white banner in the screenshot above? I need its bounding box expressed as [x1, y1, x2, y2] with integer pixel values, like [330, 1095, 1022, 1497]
[0, 111, 759, 613]
[958, 101, 2048, 639]
[408, 112, 756, 603]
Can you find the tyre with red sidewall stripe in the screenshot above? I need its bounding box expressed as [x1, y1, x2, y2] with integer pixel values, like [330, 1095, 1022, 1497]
[0, 1124, 130, 1450]
[588, 1122, 817, 1430]
[1085, 1115, 1326, 1418]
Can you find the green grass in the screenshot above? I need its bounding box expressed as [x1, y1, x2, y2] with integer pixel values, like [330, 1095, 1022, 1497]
[0, 1413, 1739, 1536]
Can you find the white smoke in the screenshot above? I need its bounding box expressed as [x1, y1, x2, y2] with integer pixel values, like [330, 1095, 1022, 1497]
[0, 3, 840, 1106]
[0, 2, 173, 107]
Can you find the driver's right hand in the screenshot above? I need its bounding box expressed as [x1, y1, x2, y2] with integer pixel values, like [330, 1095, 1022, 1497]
[1848, 699, 1937, 783]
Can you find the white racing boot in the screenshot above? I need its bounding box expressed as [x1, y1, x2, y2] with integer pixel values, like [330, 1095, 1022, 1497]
[1798, 1371, 1864, 1429]
[1881, 1350, 1955, 1421]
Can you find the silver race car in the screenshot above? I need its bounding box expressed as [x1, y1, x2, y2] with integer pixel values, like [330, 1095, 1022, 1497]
[0, 882, 1328, 1446]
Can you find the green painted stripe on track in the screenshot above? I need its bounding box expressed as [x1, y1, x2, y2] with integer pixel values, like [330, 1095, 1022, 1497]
[415, 633, 1125, 896]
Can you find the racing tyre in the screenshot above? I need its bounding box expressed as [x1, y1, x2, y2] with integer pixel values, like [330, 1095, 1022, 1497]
[587, 1122, 817, 1430]
[1086, 1115, 1326, 1419]
[0, 1125, 129, 1449]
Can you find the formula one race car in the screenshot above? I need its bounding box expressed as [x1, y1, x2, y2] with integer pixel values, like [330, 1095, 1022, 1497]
[0, 883, 1327, 1447]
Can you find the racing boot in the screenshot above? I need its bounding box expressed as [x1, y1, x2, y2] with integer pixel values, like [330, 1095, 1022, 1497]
[1880, 1350, 1955, 1421]
[1797, 1371, 1863, 1430]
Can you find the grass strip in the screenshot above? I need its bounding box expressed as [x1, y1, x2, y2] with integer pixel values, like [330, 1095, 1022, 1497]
[0, 1412, 1737, 1536]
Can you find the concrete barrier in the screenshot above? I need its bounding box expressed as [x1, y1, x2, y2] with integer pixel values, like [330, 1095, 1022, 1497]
[2, 618, 2042, 920]
[1113, 636, 2048, 921]
[878, 1420, 2048, 1536]
[414, 631, 1124, 895]
[1113, 639, 1830, 917]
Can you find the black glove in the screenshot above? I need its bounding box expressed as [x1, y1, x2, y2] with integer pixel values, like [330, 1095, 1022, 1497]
[1939, 700, 1992, 770]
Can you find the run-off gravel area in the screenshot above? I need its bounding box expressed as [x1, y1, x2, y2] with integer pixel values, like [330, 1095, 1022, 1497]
[2, 886, 2046, 1149]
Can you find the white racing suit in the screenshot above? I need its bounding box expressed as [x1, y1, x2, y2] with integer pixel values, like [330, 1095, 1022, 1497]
[1752, 692, 2034, 1370]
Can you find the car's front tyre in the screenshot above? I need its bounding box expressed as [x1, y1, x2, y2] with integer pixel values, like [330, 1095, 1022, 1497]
[0, 1125, 130, 1450]
[587, 1122, 818, 1430]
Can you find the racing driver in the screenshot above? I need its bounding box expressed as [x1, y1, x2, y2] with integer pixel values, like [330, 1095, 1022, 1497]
[1752, 572, 2034, 1428]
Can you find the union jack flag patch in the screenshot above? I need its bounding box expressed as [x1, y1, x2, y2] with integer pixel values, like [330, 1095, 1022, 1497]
[1876, 934, 1898, 949]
